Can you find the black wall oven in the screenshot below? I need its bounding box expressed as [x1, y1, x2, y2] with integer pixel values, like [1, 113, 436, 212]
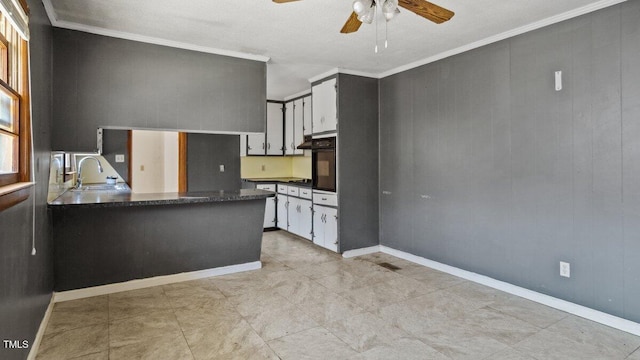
[312, 137, 336, 192]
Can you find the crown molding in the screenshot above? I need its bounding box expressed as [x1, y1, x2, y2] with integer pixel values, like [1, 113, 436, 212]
[308, 67, 379, 83]
[283, 89, 312, 102]
[41, 0, 270, 62]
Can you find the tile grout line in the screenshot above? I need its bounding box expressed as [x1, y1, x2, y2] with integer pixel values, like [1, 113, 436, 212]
[162, 285, 198, 360]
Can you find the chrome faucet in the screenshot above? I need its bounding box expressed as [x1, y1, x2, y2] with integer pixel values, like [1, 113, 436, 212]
[76, 156, 104, 189]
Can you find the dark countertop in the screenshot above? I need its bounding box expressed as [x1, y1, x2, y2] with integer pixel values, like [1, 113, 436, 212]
[242, 178, 312, 187]
[48, 188, 275, 209]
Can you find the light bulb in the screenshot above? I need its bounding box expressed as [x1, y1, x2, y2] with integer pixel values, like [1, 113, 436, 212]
[382, 0, 397, 13]
[358, 6, 375, 24]
[384, 8, 400, 21]
[353, 0, 373, 16]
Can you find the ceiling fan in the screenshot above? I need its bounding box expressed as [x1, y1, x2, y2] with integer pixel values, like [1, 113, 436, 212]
[272, 0, 455, 34]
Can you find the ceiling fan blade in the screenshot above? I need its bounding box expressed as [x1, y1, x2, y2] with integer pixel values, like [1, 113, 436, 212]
[340, 12, 362, 34]
[272, 0, 301, 3]
[398, 0, 454, 24]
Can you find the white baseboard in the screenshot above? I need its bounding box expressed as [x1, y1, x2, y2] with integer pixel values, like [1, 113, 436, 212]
[379, 245, 640, 337]
[342, 245, 381, 258]
[53, 261, 262, 303]
[27, 295, 55, 360]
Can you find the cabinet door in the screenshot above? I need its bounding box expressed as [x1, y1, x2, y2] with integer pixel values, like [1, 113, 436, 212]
[284, 101, 294, 155]
[288, 197, 301, 236]
[266, 102, 284, 155]
[240, 134, 247, 157]
[323, 206, 339, 252]
[293, 99, 304, 155]
[312, 78, 337, 134]
[303, 96, 312, 136]
[263, 196, 277, 228]
[323, 78, 338, 132]
[312, 83, 325, 134]
[299, 199, 313, 240]
[276, 194, 288, 230]
[312, 205, 325, 247]
[257, 184, 276, 228]
[247, 133, 265, 155]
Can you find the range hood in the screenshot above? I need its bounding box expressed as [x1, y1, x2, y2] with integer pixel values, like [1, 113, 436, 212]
[296, 135, 313, 150]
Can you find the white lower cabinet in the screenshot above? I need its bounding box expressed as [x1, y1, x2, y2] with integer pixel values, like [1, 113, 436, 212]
[288, 197, 313, 240]
[313, 205, 338, 252]
[277, 193, 288, 230]
[257, 184, 277, 228]
[274, 184, 312, 240]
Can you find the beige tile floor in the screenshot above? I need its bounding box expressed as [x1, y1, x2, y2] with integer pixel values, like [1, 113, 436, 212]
[37, 230, 640, 360]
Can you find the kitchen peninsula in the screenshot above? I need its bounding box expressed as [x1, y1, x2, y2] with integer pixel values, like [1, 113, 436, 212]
[48, 188, 274, 291]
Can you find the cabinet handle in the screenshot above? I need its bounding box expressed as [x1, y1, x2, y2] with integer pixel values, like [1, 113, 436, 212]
[382, 191, 392, 195]
[268, 143, 271, 150]
[285, 201, 289, 209]
[334, 215, 338, 220]
[334, 240, 338, 245]
[247, 145, 252, 150]
[262, 143, 265, 150]
[321, 197, 327, 201]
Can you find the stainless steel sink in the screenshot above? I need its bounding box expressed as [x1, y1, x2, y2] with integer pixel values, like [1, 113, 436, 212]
[71, 184, 129, 192]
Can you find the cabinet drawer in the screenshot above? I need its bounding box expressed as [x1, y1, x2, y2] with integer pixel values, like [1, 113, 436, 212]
[277, 184, 288, 194]
[256, 184, 276, 192]
[299, 188, 312, 200]
[313, 192, 337, 207]
[288, 187, 300, 197]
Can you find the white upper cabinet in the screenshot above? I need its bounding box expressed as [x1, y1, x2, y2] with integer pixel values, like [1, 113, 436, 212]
[312, 78, 337, 134]
[246, 133, 264, 155]
[293, 99, 304, 155]
[303, 95, 312, 136]
[266, 102, 284, 155]
[284, 101, 295, 155]
[240, 134, 247, 157]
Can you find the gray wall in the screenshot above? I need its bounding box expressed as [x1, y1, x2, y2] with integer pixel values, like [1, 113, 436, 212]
[335, 74, 379, 251]
[52, 29, 266, 151]
[0, 1, 54, 359]
[52, 199, 265, 291]
[379, 1, 640, 323]
[187, 133, 241, 191]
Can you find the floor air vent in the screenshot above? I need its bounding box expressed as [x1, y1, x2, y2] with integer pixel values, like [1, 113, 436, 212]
[377, 262, 401, 271]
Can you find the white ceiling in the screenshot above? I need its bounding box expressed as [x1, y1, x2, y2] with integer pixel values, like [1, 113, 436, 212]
[44, 0, 623, 100]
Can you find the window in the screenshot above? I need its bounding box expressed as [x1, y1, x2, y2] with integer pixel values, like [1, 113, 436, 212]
[0, 1, 31, 210]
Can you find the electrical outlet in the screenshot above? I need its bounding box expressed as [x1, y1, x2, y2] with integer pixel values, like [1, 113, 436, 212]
[560, 261, 570, 278]
[115, 154, 125, 163]
[219, 165, 225, 172]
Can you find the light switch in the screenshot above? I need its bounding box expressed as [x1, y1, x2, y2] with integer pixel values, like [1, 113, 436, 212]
[219, 165, 225, 172]
[555, 71, 562, 91]
[140, 165, 144, 171]
[115, 154, 125, 163]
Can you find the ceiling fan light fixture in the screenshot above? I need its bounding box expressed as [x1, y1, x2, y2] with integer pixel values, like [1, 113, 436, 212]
[357, 7, 375, 24]
[382, 0, 398, 13]
[353, 0, 373, 16]
[384, 7, 400, 21]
